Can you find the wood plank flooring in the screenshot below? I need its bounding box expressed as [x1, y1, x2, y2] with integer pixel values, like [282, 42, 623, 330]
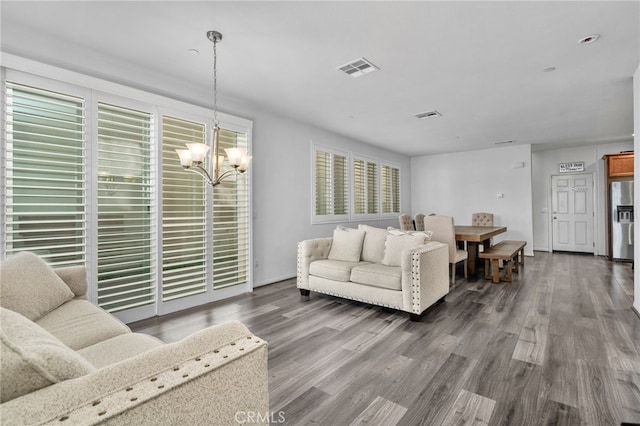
[130, 252, 640, 425]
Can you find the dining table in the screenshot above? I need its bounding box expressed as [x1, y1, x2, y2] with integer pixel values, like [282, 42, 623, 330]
[454, 225, 507, 276]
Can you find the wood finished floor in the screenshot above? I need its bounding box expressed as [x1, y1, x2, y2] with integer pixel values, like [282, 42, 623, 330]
[130, 252, 640, 425]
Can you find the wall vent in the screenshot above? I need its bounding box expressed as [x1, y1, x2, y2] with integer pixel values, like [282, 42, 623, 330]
[495, 139, 515, 145]
[337, 57, 379, 78]
[414, 110, 442, 120]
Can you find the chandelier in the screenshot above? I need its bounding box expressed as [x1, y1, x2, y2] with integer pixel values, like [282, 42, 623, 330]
[175, 30, 251, 186]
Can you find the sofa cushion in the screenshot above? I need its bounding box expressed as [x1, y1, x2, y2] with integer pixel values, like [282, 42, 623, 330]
[0, 307, 95, 403]
[358, 224, 389, 263]
[309, 259, 368, 282]
[350, 264, 402, 291]
[0, 252, 75, 321]
[36, 299, 130, 350]
[78, 333, 165, 368]
[382, 233, 427, 267]
[327, 227, 366, 262]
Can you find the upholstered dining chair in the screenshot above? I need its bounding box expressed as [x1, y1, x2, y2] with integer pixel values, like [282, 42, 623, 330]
[472, 212, 494, 227]
[424, 215, 468, 285]
[414, 213, 426, 231]
[472, 212, 494, 252]
[398, 214, 415, 231]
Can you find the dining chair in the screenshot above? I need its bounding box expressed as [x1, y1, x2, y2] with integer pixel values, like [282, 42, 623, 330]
[398, 214, 415, 231]
[414, 213, 425, 231]
[472, 212, 494, 227]
[472, 212, 494, 252]
[424, 215, 468, 285]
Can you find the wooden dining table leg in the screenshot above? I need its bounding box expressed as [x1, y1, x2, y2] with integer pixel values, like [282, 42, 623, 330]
[467, 241, 478, 275]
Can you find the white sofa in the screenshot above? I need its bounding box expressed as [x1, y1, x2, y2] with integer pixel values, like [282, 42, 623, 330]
[297, 225, 449, 320]
[0, 252, 269, 425]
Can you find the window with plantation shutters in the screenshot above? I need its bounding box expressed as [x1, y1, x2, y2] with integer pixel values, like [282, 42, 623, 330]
[3, 72, 253, 321]
[97, 102, 155, 313]
[313, 146, 349, 223]
[213, 128, 249, 288]
[3, 82, 86, 267]
[353, 157, 378, 218]
[161, 116, 207, 300]
[381, 164, 401, 215]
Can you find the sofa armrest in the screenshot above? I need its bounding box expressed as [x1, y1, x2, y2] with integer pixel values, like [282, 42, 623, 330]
[297, 237, 332, 290]
[54, 266, 88, 299]
[401, 241, 449, 314]
[0, 321, 269, 425]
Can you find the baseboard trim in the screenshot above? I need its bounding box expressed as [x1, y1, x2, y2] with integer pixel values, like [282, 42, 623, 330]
[253, 274, 296, 288]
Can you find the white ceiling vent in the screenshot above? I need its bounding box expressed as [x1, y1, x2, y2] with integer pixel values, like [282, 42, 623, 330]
[495, 139, 515, 145]
[337, 57, 379, 78]
[414, 110, 442, 120]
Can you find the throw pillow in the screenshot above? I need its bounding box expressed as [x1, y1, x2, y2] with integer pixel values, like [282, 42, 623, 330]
[327, 227, 366, 262]
[0, 308, 96, 403]
[0, 252, 75, 321]
[382, 233, 427, 267]
[358, 225, 389, 263]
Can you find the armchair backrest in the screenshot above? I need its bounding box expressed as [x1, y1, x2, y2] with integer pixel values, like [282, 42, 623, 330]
[423, 215, 456, 261]
[472, 212, 494, 227]
[398, 214, 415, 231]
[414, 214, 425, 231]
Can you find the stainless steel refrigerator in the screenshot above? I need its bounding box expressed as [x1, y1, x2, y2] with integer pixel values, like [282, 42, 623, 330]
[610, 180, 634, 260]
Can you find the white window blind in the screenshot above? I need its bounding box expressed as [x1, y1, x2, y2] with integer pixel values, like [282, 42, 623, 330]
[213, 128, 249, 288]
[161, 116, 207, 301]
[97, 102, 155, 313]
[314, 147, 348, 221]
[382, 164, 401, 214]
[353, 158, 378, 216]
[3, 82, 86, 266]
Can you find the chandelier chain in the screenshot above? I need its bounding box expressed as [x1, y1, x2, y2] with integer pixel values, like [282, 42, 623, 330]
[212, 36, 218, 127]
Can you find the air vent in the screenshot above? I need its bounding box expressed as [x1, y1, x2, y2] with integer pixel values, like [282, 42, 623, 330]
[414, 110, 442, 120]
[495, 140, 515, 145]
[337, 57, 379, 78]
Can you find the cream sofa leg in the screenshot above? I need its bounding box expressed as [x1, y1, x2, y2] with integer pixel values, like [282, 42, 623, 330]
[299, 289, 310, 296]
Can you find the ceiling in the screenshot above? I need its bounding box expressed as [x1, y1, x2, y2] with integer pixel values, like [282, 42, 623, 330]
[1, 1, 638, 156]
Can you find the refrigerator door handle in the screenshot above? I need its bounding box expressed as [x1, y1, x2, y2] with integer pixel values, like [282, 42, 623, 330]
[629, 222, 634, 245]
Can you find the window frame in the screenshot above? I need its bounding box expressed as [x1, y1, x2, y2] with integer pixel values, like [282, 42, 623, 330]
[351, 154, 379, 222]
[311, 143, 350, 224]
[380, 161, 402, 218]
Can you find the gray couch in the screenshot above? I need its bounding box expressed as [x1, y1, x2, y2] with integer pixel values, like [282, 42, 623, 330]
[0, 252, 269, 425]
[297, 225, 449, 320]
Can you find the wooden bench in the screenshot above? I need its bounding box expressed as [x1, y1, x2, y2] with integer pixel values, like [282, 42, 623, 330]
[478, 240, 526, 283]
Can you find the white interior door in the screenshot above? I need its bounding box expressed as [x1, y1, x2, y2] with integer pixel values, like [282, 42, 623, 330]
[552, 174, 594, 253]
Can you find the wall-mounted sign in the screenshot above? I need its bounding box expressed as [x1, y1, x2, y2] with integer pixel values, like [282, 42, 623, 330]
[559, 161, 585, 173]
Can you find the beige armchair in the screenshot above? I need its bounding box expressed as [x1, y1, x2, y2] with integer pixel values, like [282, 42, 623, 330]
[424, 215, 468, 285]
[414, 214, 425, 231]
[398, 214, 415, 231]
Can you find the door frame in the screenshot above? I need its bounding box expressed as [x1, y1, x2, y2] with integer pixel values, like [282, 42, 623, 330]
[548, 172, 598, 255]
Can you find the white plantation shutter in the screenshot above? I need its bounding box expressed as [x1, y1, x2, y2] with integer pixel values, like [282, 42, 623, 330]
[96, 102, 155, 313]
[161, 116, 207, 300]
[3, 82, 86, 266]
[213, 128, 249, 288]
[353, 158, 378, 216]
[382, 164, 401, 215]
[313, 146, 348, 222]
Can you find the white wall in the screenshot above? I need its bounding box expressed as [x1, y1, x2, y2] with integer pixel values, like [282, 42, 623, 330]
[634, 64, 640, 314]
[410, 144, 534, 256]
[531, 141, 633, 254]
